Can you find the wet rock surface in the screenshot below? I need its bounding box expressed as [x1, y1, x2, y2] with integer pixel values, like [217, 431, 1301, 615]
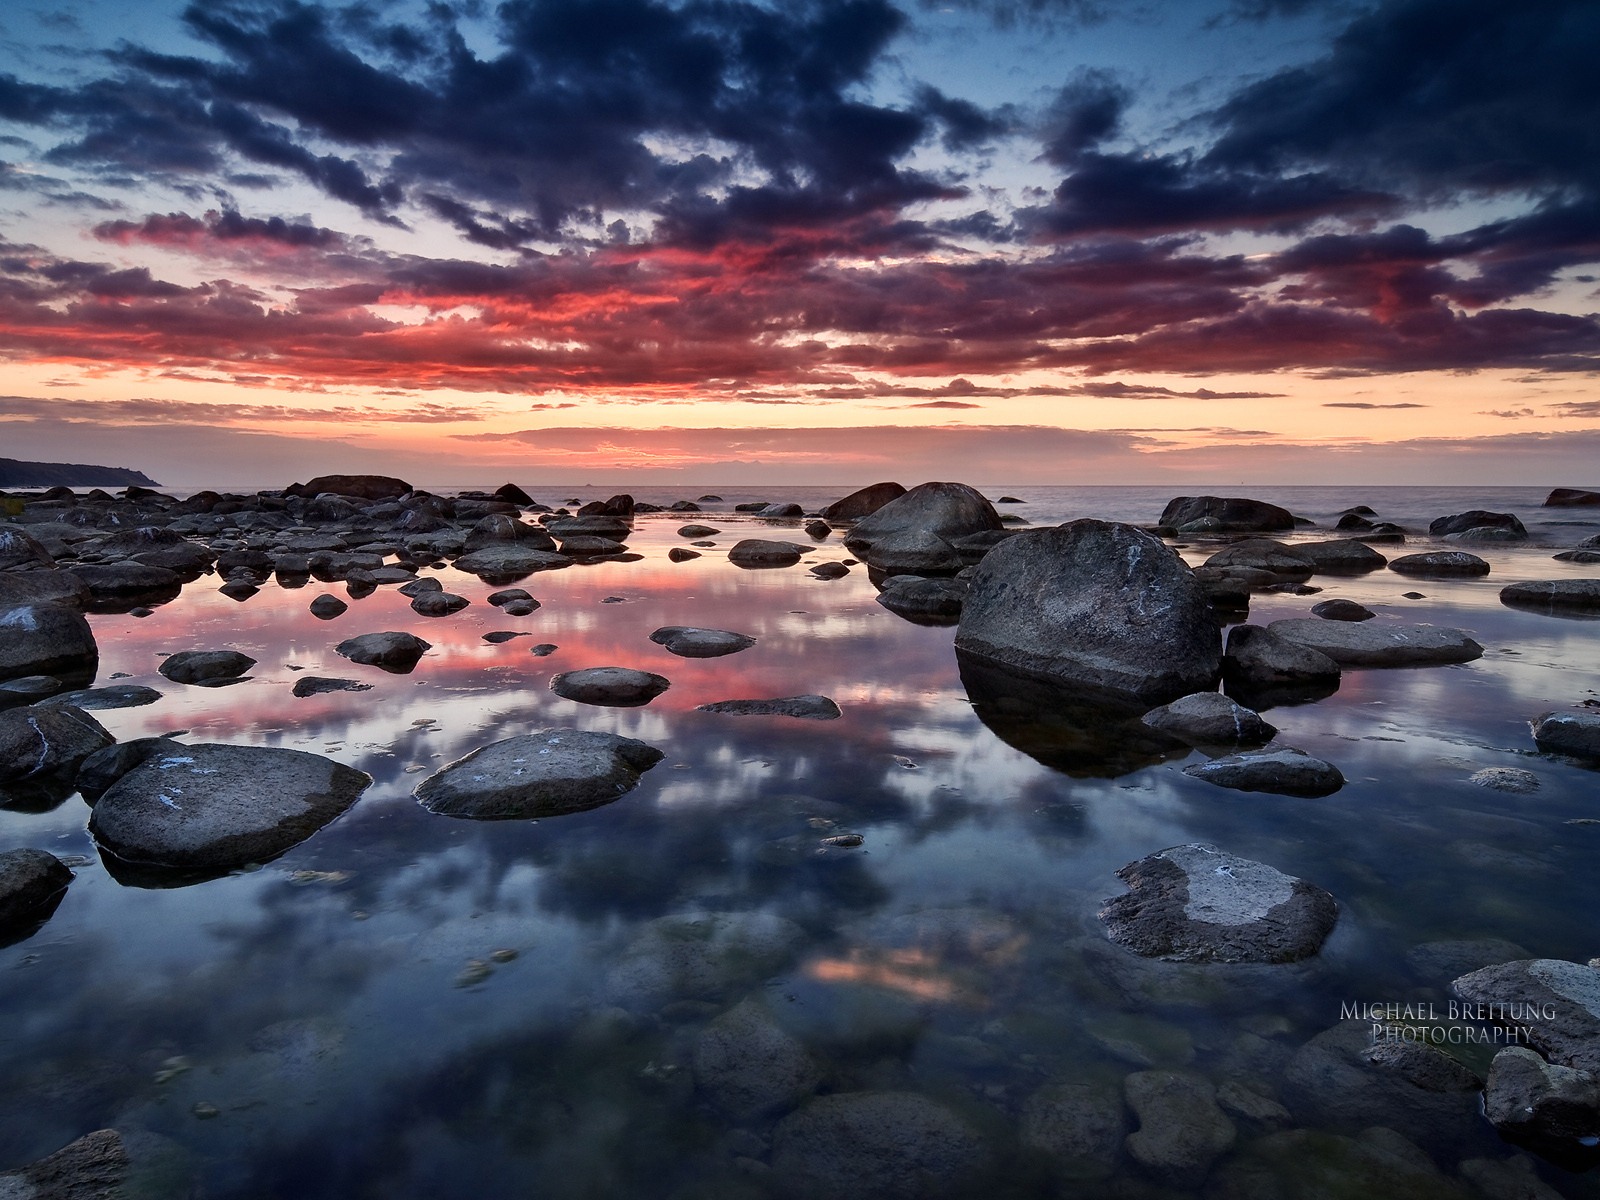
[1266, 618, 1483, 666]
[1482, 1046, 1600, 1168]
[0, 848, 72, 931]
[335, 631, 431, 672]
[695, 695, 841, 719]
[1123, 1070, 1235, 1186]
[1451, 959, 1600, 1073]
[727, 539, 806, 567]
[648, 627, 756, 658]
[0, 1128, 129, 1200]
[843, 481, 1001, 551]
[875, 574, 967, 623]
[0, 602, 98, 684]
[1500, 579, 1600, 613]
[1140, 692, 1275, 745]
[90, 743, 372, 874]
[1530, 710, 1600, 760]
[1389, 550, 1491, 577]
[1100, 843, 1338, 963]
[1310, 598, 1375, 621]
[1183, 747, 1344, 797]
[0, 703, 113, 786]
[158, 649, 256, 685]
[1157, 496, 1294, 533]
[549, 666, 670, 706]
[414, 729, 663, 819]
[691, 998, 821, 1118]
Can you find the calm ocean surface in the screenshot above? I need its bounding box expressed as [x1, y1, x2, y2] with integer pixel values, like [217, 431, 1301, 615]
[3, 482, 1599, 1197]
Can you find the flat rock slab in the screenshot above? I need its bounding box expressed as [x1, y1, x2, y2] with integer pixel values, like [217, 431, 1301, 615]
[291, 676, 373, 697]
[451, 545, 572, 576]
[1141, 692, 1275, 745]
[1501, 580, 1600, 613]
[90, 744, 372, 872]
[696, 695, 841, 719]
[1100, 843, 1338, 963]
[39, 683, 162, 710]
[771, 1091, 987, 1200]
[1267, 618, 1483, 665]
[336, 631, 431, 673]
[1183, 747, 1344, 797]
[549, 667, 670, 707]
[649, 627, 756, 658]
[414, 729, 663, 819]
[728, 539, 807, 567]
[1531, 710, 1600, 760]
[1292, 540, 1388, 574]
[159, 649, 256, 684]
[1389, 551, 1490, 577]
[1452, 959, 1600, 1073]
[0, 848, 72, 929]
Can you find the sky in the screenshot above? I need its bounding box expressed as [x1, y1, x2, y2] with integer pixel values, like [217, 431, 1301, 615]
[0, 0, 1597, 488]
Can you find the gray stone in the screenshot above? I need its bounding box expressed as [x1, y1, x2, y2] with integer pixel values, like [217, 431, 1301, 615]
[90, 743, 371, 872]
[1099, 843, 1338, 963]
[0, 1129, 128, 1200]
[676, 524, 720, 538]
[758, 502, 804, 518]
[414, 729, 663, 820]
[1183, 747, 1344, 797]
[771, 1091, 987, 1200]
[67, 561, 183, 596]
[1294, 539, 1389, 573]
[696, 695, 841, 719]
[1482, 1047, 1600, 1166]
[1311, 598, 1376, 621]
[550, 666, 670, 707]
[1389, 551, 1491, 577]
[804, 519, 831, 539]
[335, 631, 431, 672]
[1141, 692, 1275, 745]
[452, 544, 572, 576]
[608, 911, 807, 1006]
[463, 514, 556, 552]
[291, 676, 373, 697]
[486, 587, 533, 605]
[1430, 510, 1526, 538]
[649, 627, 756, 658]
[1202, 540, 1314, 578]
[864, 529, 962, 575]
[728, 539, 806, 567]
[0, 675, 61, 703]
[667, 547, 700, 562]
[1452, 959, 1600, 1073]
[1470, 767, 1540, 794]
[1545, 489, 1600, 507]
[309, 594, 348, 619]
[75, 736, 188, 801]
[1501, 580, 1600, 613]
[1224, 624, 1341, 688]
[158, 649, 256, 685]
[820, 481, 907, 521]
[558, 534, 628, 556]
[876, 574, 967, 622]
[1158, 495, 1294, 532]
[955, 520, 1221, 706]
[1266, 618, 1483, 665]
[1123, 1070, 1235, 1187]
[692, 998, 821, 1118]
[37, 683, 161, 711]
[843, 481, 1001, 552]
[0, 527, 53, 570]
[1208, 1127, 1464, 1200]
[0, 603, 98, 683]
[0, 569, 92, 609]
[1020, 1080, 1127, 1180]
[809, 561, 850, 579]
[1530, 710, 1600, 761]
[410, 590, 469, 616]
[0, 704, 113, 784]
[0, 848, 72, 929]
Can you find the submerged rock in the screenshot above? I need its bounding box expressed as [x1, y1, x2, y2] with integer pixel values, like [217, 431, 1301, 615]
[1020, 1080, 1127, 1181]
[692, 998, 821, 1118]
[1123, 1070, 1236, 1187]
[1183, 747, 1344, 797]
[414, 729, 663, 819]
[291, 676, 373, 698]
[1208, 1127, 1462, 1200]
[1470, 766, 1540, 794]
[1530, 710, 1600, 761]
[1140, 692, 1275, 746]
[1266, 618, 1483, 666]
[549, 667, 670, 707]
[90, 744, 372, 874]
[955, 520, 1220, 706]
[1099, 843, 1338, 964]
[770, 1091, 987, 1200]
[608, 910, 807, 1007]
[696, 695, 841, 719]
[648, 627, 756, 658]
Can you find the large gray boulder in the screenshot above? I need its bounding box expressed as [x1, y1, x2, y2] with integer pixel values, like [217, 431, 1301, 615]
[0, 526, 53, 570]
[0, 603, 98, 683]
[1183, 747, 1344, 797]
[820, 481, 907, 521]
[89, 744, 371, 873]
[1452, 959, 1600, 1074]
[1293, 539, 1388, 574]
[1501, 580, 1600, 614]
[864, 529, 963, 575]
[1099, 843, 1338, 963]
[1531, 710, 1600, 760]
[0, 848, 72, 930]
[1481, 1047, 1600, 1168]
[158, 649, 256, 685]
[414, 730, 663, 819]
[288, 473, 411, 500]
[549, 667, 670, 707]
[1157, 496, 1294, 533]
[1429, 510, 1526, 538]
[1266, 618, 1483, 666]
[1224, 624, 1341, 690]
[955, 520, 1220, 705]
[335, 631, 431, 672]
[771, 1091, 988, 1200]
[1201, 540, 1313, 579]
[1545, 488, 1600, 506]
[843, 481, 1002, 551]
[692, 998, 821, 1118]
[0, 704, 112, 785]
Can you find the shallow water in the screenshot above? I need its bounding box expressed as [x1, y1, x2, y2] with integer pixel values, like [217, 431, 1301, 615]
[3, 484, 1600, 1197]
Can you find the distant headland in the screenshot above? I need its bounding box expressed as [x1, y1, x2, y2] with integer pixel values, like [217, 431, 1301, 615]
[0, 457, 158, 488]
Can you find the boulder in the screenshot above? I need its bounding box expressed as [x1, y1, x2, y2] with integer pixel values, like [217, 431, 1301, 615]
[0, 603, 98, 683]
[90, 744, 371, 873]
[820, 481, 907, 521]
[1545, 488, 1600, 506]
[74, 735, 186, 800]
[1429, 510, 1526, 538]
[1389, 551, 1490, 577]
[1501, 580, 1600, 614]
[1452, 959, 1600, 1073]
[1202, 540, 1314, 578]
[288, 473, 411, 500]
[452, 544, 572, 577]
[67, 561, 183, 601]
[410, 591, 469, 616]
[771, 1091, 987, 1200]
[545, 515, 630, 539]
[1293, 539, 1388, 574]
[676, 524, 719, 538]
[809, 561, 850, 579]
[0, 847, 72, 930]
[1531, 710, 1600, 760]
[1208, 1127, 1464, 1200]
[309, 594, 348, 620]
[1123, 1070, 1236, 1187]
[1020, 1080, 1127, 1181]
[0, 568, 92, 609]
[1141, 692, 1275, 746]
[0, 527, 53, 570]
[727, 539, 806, 567]
[335, 631, 431, 673]
[648, 627, 756, 658]
[1183, 747, 1344, 797]
[158, 649, 256, 685]
[291, 676, 372, 698]
[576, 494, 633, 517]
[1310, 598, 1374, 621]
[0, 704, 113, 785]
[0, 1129, 129, 1199]
[414, 729, 663, 819]
[843, 481, 1002, 551]
[954, 520, 1220, 705]
[558, 535, 628, 557]
[864, 529, 963, 575]
[667, 547, 700, 563]
[1481, 1046, 1600, 1168]
[1099, 843, 1338, 963]
[805, 519, 831, 539]
[38, 683, 161, 710]
[494, 482, 535, 505]
[692, 998, 821, 1117]
[463, 514, 557, 552]
[696, 695, 841, 719]
[1223, 625, 1341, 700]
[758, 502, 804, 518]
[1266, 618, 1483, 666]
[876, 575, 967, 623]
[1157, 496, 1294, 533]
[549, 667, 670, 707]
